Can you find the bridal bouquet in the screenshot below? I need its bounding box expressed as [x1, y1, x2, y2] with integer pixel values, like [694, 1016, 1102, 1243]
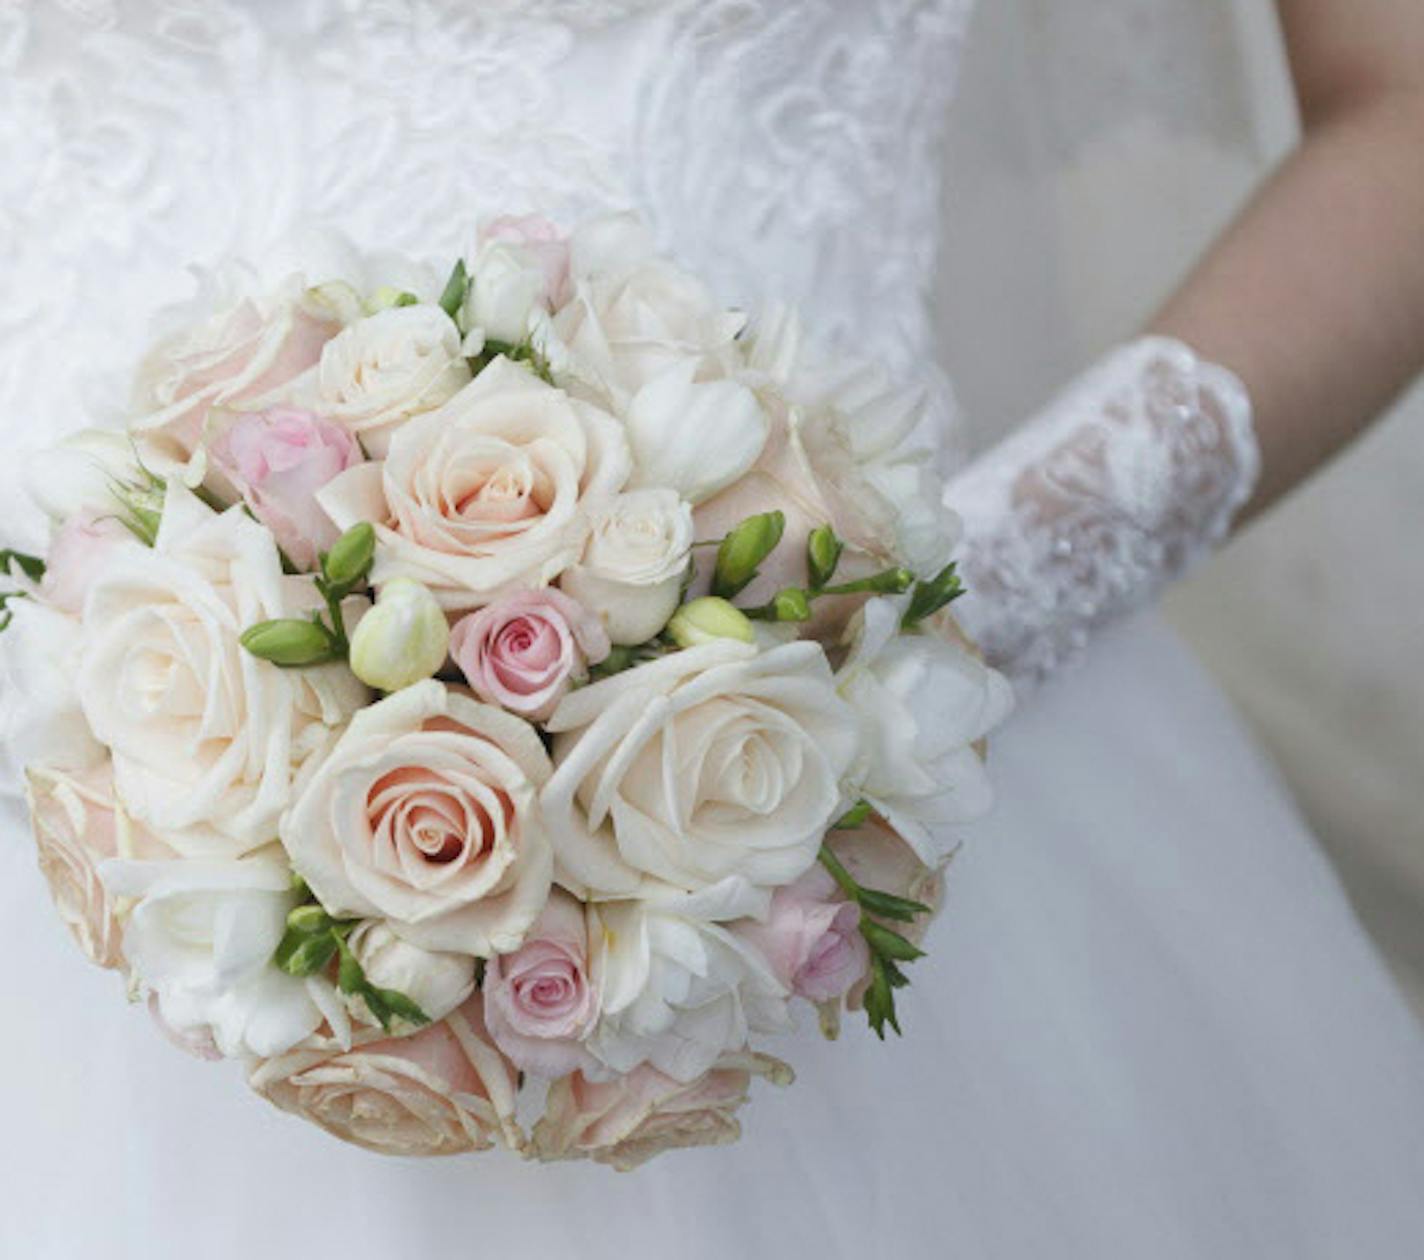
[3, 215, 1011, 1169]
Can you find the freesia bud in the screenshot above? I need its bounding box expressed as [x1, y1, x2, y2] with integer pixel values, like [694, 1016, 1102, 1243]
[770, 588, 812, 623]
[806, 525, 843, 590]
[667, 596, 756, 648]
[240, 618, 334, 667]
[348, 577, 450, 691]
[712, 510, 785, 599]
[322, 522, 376, 590]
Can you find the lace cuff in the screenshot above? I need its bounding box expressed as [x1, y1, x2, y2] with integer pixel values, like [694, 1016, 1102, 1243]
[945, 337, 1260, 686]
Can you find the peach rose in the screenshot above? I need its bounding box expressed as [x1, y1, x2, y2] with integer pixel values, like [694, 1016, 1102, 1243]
[281, 681, 553, 956]
[24, 761, 170, 970]
[130, 276, 345, 460]
[250, 994, 522, 1156]
[483, 889, 601, 1078]
[533, 1052, 792, 1170]
[450, 588, 609, 722]
[320, 357, 631, 611]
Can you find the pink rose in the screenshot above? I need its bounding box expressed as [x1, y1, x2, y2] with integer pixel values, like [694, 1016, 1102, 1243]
[450, 589, 610, 722]
[482, 215, 572, 310]
[210, 407, 363, 570]
[737, 865, 869, 1003]
[24, 761, 171, 970]
[132, 279, 345, 459]
[40, 513, 134, 615]
[532, 1052, 792, 1170]
[249, 994, 523, 1157]
[484, 889, 601, 1078]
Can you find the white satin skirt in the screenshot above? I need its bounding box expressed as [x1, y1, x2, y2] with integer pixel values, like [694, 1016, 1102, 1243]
[3, 614, 1421, 1259]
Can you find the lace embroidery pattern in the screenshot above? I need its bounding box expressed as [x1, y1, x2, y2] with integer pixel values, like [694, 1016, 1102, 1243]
[946, 337, 1261, 685]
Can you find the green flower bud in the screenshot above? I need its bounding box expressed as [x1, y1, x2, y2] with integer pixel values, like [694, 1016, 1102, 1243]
[770, 587, 812, 623]
[667, 597, 756, 648]
[806, 525, 843, 590]
[712, 510, 785, 598]
[286, 904, 333, 935]
[240, 618, 335, 667]
[823, 567, 915, 598]
[902, 562, 965, 629]
[349, 577, 450, 691]
[322, 522, 377, 590]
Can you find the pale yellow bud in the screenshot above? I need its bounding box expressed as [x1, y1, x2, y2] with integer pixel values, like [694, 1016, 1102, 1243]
[667, 596, 756, 649]
[349, 578, 450, 691]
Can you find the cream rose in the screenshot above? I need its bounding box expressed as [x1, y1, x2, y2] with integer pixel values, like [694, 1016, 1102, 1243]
[320, 356, 631, 611]
[77, 484, 368, 855]
[542, 640, 858, 897]
[533, 1052, 792, 1170]
[837, 598, 1014, 865]
[130, 275, 346, 461]
[281, 681, 552, 957]
[249, 993, 521, 1156]
[558, 488, 693, 645]
[315, 304, 472, 456]
[585, 879, 791, 1083]
[24, 762, 171, 970]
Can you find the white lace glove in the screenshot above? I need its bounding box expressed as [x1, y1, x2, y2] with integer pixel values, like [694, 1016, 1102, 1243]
[945, 337, 1260, 686]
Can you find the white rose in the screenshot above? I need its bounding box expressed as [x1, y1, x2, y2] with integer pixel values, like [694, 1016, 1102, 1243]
[347, 922, 477, 1025]
[315, 305, 473, 456]
[130, 274, 346, 462]
[624, 361, 769, 504]
[544, 214, 744, 409]
[77, 484, 369, 855]
[0, 599, 105, 794]
[320, 356, 631, 611]
[542, 640, 858, 897]
[462, 241, 551, 345]
[281, 681, 553, 956]
[101, 853, 342, 1059]
[558, 488, 693, 646]
[837, 598, 1014, 865]
[586, 878, 790, 1083]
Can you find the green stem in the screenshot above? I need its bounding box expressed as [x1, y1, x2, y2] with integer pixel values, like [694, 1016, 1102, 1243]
[818, 845, 861, 903]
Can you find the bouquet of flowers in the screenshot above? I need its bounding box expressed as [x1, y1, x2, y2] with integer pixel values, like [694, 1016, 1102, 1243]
[3, 214, 1011, 1169]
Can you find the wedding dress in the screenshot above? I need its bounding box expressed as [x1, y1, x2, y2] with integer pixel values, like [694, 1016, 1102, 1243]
[3, 2, 1423, 1257]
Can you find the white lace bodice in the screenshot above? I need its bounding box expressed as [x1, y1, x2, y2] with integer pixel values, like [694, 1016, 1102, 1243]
[0, 0, 1260, 684]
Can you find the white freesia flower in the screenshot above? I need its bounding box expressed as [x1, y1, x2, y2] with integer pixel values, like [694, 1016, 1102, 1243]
[77, 484, 368, 855]
[320, 357, 631, 611]
[281, 681, 553, 956]
[542, 640, 858, 897]
[0, 599, 105, 795]
[24, 428, 183, 523]
[837, 598, 1014, 865]
[587, 878, 790, 1084]
[559, 488, 693, 645]
[348, 577, 451, 691]
[347, 922, 477, 1025]
[462, 241, 551, 345]
[316, 304, 472, 456]
[624, 362, 769, 504]
[101, 853, 342, 1059]
[544, 214, 745, 409]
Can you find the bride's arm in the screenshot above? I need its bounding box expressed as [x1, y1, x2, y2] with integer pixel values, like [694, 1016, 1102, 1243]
[1155, 0, 1424, 516]
[946, 0, 1424, 684]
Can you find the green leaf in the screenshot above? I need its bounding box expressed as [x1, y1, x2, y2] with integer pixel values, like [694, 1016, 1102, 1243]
[862, 920, 926, 963]
[0, 549, 45, 582]
[902, 563, 964, 630]
[857, 888, 933, 924]
[438, 258, 470, 320]
[864, 956, 901, 1040]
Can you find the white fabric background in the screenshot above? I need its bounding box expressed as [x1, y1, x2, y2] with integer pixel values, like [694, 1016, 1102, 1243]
[939, 0, 1424, 1013]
